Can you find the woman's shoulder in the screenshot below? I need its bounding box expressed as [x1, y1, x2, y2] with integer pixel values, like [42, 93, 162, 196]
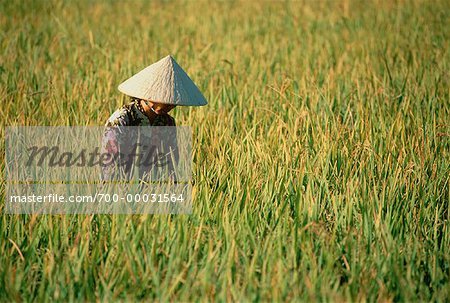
[105, 102, 141, 127]
[105, 106, 128, 127]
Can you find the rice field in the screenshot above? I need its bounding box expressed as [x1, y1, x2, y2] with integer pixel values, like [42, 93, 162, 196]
[0, 0, 449, 301]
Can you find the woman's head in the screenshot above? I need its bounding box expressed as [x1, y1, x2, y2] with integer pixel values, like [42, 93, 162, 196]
[142, 99, 176, 115]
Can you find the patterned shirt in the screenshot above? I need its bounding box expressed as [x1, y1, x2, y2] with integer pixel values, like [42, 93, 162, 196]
[101, 98, 178, 181]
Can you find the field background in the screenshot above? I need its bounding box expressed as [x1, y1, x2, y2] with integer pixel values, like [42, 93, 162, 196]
[1, 0, 449, 301]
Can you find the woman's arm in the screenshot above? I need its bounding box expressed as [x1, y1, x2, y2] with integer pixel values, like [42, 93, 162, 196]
[101, 107, 133, 181]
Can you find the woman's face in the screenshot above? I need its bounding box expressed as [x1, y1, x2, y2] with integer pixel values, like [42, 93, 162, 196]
[146, 101, 176, 115]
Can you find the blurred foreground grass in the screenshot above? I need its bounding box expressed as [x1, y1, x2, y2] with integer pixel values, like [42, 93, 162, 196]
[0, 0, 449, 301]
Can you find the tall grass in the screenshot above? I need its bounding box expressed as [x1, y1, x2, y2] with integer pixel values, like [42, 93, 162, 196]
[1, 0, 449, 301]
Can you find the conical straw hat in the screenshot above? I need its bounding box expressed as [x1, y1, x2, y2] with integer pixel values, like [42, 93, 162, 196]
[118, 55, 207, 106]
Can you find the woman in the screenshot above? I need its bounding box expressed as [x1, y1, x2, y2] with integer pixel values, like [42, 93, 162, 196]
[101, 55, 207, 182]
